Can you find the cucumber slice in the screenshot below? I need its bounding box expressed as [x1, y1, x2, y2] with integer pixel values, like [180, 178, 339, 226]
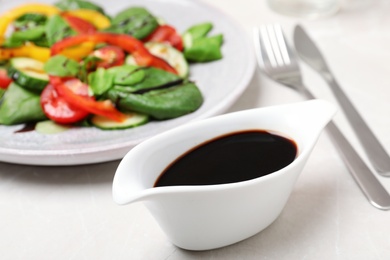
[126, 42, 189, 78]
[8, 57, 49, 93]
[35, 120, 71, 134]
[90, 112, 149, 130]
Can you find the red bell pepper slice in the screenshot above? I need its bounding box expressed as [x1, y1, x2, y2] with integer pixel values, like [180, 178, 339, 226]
[144, 25, 183, 51]
[49, 76, 126, 122]
[62, 14, 97, 34]
[51, 33, 177, 74]
[0, 68, 12, 89]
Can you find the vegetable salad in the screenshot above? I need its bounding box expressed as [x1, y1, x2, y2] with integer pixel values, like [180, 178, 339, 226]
[0, 0, 223, 130]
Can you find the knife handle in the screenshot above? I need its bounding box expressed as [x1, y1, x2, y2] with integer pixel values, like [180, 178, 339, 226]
[326, 121, 390, 210]
[324, 75, 390, 175]
[301, 88, 390, 210]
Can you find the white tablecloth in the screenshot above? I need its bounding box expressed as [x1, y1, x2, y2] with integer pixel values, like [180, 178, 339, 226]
[1, 0, 390, 259]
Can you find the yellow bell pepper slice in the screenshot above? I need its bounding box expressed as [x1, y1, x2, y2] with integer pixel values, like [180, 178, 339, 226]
[0, 41, 95, 62]
[62, 9, 111, 30]
[0, 43, 50, 62]
[0, 4, 60, 44]
[60, 42, 95, 61]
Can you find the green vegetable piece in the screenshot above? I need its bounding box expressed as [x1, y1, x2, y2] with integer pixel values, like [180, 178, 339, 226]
[11, 26, 46, 41]
[45, 14, 76, 46]
[183, 22, 213, 48]
[108, 82, 203, 120]
[44, 55, 80, 77]
[1, 37, 24, 48]
[90, 112, 149, 130]
[35, 120, 70, 134]
[55, 0, 105, 14]
[13, 13, 47, 29]
[105, 7, 158, 39]
[111, 67, 181, 93]
[88, 67, 114, 96]
[6, 13, 49, 47]
[108, 65, 145, 86]
[0, 88, 5, 99]
[184, 34, 223, 62]
[0, 83, 47, 125]
[8, 57, 49, 93]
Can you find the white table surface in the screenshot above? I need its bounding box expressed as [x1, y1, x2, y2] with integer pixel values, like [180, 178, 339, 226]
[1, 0, 390, 259]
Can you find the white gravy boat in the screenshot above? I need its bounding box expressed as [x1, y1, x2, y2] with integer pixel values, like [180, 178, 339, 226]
[113, 100, 336, 251]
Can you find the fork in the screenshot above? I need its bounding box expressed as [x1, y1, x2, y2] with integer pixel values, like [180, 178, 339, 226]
[253, 24, 390, 210]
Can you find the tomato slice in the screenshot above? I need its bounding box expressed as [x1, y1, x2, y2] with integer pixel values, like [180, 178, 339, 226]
[50, 76, 126, 122]
[0, 68, 12, 89]
[144, 25, 183, 51]
[41, 83, 89, 124]
[62, 14, 97, 34]
[92, 45, 125, 69]
[51, 33, 177, 74]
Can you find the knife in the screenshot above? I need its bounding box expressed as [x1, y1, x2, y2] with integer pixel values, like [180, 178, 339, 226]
[293, 24, 390, 176]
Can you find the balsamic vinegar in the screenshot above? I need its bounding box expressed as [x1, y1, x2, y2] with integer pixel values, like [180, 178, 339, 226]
[154, 130, 297, 187]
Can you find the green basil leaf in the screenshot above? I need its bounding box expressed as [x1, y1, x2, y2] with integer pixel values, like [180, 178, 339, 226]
[45, 14, 76, 46]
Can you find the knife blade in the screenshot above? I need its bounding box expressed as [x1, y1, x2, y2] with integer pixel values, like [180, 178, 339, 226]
[293, 24, 390, 176]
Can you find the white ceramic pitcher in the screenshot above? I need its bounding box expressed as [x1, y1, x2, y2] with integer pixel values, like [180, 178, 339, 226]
[113, 99, 336, 250]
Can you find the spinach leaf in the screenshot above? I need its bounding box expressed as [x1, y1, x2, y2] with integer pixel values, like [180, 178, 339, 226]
[183, 22, 213, 48]
[184, 34, 223, 62]
[0, 88, 5, 99]
[11, 26, 46, 41]
[88, 68, 114, 96]
[108, 82, 203, 120]
[107, 65, 145, 86]
[110, 67, 181, 93]
[13, 13, 47, 30]
[104, 7, 158, 39]
[3, 13, 48, 48]
[0, 83, 46, 125]
[183, 22, 224, 62]
[55, 0, 105, 14]
[44, 55, 80, 77]
[45, 14, 76, 46]
[1, 37, 24, 48]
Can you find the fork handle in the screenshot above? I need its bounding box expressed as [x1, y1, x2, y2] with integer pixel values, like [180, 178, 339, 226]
[324, 75, 390, 175]
[301, 88, 390, 210]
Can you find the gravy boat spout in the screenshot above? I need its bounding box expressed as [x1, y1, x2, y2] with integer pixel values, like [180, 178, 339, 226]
[113, 99, 336, 251]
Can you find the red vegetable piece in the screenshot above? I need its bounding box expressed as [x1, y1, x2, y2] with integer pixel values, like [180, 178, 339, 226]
[40, 83, 89, 124]
[62, 14, 97, 34]
[144, 25, 183, 51]
[92, 45, 125, 69]
[0, 68, 12, 89]
[50, 76, 126, 122]
[51, 33, 177, 74]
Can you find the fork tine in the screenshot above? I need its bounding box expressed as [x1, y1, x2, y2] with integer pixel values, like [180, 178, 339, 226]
[255, 24, 305, 88]
[259, 26, 278, 68]
[265, 25, 285, 67]
[273, 24, 291, 65]
[255, 24, 292, 72]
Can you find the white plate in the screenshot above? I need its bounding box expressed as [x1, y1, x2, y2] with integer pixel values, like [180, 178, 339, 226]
[0, 0, 256, 166]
